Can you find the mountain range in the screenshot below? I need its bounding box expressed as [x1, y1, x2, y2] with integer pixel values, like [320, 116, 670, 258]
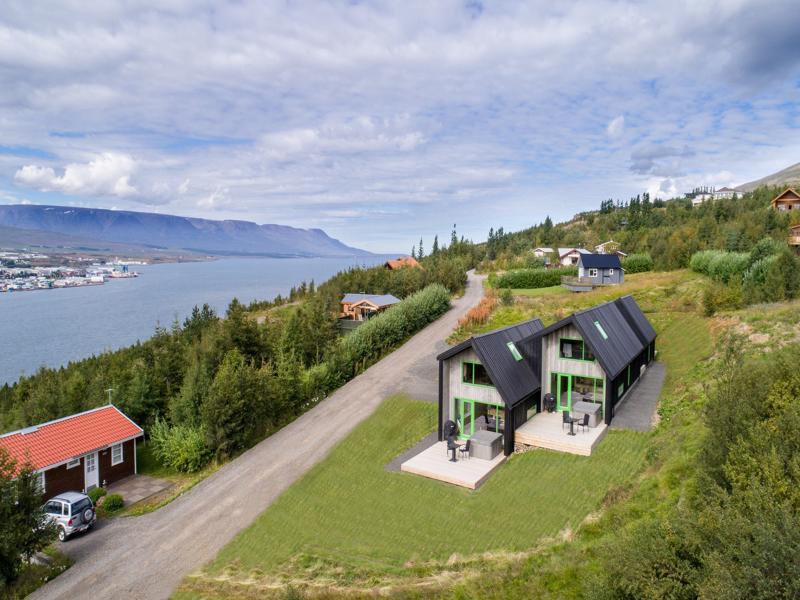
[0, 205, 370, 257]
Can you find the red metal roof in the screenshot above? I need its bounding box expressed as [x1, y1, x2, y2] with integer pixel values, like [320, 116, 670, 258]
[385, 256, 422, 270]
[0, 405, 143, 472]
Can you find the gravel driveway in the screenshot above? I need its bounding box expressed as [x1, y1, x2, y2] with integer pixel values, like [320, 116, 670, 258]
[32, 271, 485, 600]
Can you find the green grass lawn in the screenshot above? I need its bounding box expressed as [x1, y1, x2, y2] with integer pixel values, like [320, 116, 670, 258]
[510, 285, 568, 297]
[181, 396, 648, 594]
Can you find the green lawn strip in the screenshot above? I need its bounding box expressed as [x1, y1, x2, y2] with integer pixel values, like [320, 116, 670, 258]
[189, 396, 647, 590]
[510, 285, 568, 297]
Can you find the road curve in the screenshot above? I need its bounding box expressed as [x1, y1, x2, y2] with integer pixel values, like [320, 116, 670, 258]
[33, 271, 486, 600]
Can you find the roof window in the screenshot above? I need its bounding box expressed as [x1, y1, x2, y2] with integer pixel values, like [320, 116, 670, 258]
[594, 320, 609, 340]
[507, 341, 523, 361]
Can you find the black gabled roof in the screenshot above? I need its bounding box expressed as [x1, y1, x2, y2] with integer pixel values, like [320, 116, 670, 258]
[437, 319, 544, 407]
[525, 295, 655, 380]
[579, 253, 622, 269]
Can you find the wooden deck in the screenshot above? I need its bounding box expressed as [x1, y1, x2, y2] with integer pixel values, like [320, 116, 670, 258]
[400, 441, 506, 489]
[515, 411, 607, 456]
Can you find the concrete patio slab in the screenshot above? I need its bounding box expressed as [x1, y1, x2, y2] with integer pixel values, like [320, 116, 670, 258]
[107, 474, 172, 506]
[610, 362, 666, 432]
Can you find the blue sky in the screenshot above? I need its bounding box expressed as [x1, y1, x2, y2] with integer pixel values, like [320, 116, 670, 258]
[1, 1, 800, 252]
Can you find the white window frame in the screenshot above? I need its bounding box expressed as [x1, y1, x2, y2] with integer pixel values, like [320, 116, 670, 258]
[588, 268, 598, 278]
[111, 443, 124, 466]
[38, 472, 46, 493]
[67, 458, 81, 469]
[608, 268, 615, 275]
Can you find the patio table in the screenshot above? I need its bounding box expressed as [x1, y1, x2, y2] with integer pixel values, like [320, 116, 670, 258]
[572, 400, 601, 427]
[469, 430, 503, 460]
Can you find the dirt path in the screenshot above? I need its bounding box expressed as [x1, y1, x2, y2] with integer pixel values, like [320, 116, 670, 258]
[33, 271, 485, 600]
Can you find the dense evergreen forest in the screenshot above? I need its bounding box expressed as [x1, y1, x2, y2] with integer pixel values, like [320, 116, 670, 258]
[0, 232, 479, 469]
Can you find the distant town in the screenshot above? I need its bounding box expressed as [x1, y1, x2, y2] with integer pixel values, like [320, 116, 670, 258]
[0, 250, 145, 292]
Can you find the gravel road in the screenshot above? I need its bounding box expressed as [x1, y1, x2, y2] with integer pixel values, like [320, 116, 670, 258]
[32, 271, 485, 599]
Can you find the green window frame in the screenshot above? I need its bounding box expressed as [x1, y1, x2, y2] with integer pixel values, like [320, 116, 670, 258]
[507, 341, 523, 361]
[455, 397, 504, 439]
[559, 337, 595, 362]
[461, 361, 494, 387]
[550, 371, 605, 415]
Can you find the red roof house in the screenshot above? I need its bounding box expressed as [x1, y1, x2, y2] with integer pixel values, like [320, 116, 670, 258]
[0, 405, 144, 497]
[385, 256, 423, 270]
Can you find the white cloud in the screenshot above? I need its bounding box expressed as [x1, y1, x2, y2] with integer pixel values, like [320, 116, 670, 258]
[14, 153, 138, 198]
[607, 115, 625, 138]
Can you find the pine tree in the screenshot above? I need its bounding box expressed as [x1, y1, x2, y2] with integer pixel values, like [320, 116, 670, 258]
[417, 237, 425, 260]
[432, 235, 439, 255]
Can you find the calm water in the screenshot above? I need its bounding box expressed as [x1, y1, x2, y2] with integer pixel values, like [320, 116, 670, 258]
[0, 256, 390, 385]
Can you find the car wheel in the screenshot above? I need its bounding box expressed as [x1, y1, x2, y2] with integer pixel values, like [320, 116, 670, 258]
[57, 526, 67, 542]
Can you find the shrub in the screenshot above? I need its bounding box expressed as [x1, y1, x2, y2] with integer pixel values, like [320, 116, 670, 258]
[748, 236, 785, 267]
[88, 487, 107, 504]
[707, 251, 749, 283]
[689, 249, 723, 275]
[622, 253, 654, 273]
[103, 493, 124, 513]
[743, 255, 777, 304]
[500, 288, 514, 306]
[457, 293, 499, 329]
[149, 417, 212, 473]
[492, 266, 577, 289]
[333, 284, 451, 380]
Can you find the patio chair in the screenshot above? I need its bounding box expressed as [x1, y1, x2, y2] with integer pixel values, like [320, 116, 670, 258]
[562, 410, 571, 430]
[577, 413, 590, 433]
[459, 439, 471, 460]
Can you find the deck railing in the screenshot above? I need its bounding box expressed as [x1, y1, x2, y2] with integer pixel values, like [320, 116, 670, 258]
[561, 275, 596, 286]
[789, 235, 800, 246]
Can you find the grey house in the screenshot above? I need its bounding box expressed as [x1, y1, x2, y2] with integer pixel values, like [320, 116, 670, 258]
[577, 253, 624, 285]
[523, 296, 656, 425]
[437, 319, 543, 456]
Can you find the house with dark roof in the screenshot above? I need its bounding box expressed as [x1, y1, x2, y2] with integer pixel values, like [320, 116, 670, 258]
[522, 295, 656, 427]
[340, 293, 401, 321]
[436, 319, 544, 456]
[0, 405, 144, 498]
[577, 253, 624, 285]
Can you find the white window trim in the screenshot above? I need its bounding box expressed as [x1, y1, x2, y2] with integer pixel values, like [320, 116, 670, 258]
[588, 268, 598, 278]
[66, 458, 81, 469]
[608, 268, 615, 275]
[38, 472, 46, 493]
[111, 443, 124, 466]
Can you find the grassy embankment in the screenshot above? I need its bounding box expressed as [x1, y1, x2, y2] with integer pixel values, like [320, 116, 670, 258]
[176, 270, 713, 599]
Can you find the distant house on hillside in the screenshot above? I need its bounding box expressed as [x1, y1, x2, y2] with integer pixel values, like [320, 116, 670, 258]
[385, 256, 422, 270]
[0, 405, 144, 498]
[686, 186, 715, 206]
[557, 247, 591, 267]
[789, 224, 800, 254]
[532, 247, 554, 258]
[594, 240, 626, 257]
[340, 293, 401, 321]
[713, 187, 737, 200]
[771, 188, 800, 212]
[577, 254, 623, 285]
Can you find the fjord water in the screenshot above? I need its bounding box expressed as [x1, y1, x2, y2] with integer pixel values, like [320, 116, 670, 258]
[0, 256, 389, 385]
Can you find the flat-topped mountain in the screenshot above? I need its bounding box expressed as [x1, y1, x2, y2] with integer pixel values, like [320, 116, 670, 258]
[0, 204, 370, 257]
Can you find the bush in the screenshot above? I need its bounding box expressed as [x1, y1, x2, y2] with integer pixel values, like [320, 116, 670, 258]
[149, 417, 212, 473]
[457, 293, 499, 329]
[87, 487, 107, 504]
[499, 288, 514, 306]
[103, 493, 124, 513]
[491, 266, 577, 289]
[333, 284, 451, 381]
[707, 251, 749, 283]
[622, 253, 653, 273]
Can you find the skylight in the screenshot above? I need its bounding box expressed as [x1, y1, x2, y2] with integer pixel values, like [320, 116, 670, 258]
[507, 341, 523, 361]
[594, 320, 609, 340]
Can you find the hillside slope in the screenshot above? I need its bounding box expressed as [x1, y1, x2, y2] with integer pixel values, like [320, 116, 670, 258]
[0, 204, 370, 257]
[736, 161, 800, 192]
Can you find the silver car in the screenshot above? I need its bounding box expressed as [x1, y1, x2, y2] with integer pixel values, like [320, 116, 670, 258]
[44, 491, 96, 541]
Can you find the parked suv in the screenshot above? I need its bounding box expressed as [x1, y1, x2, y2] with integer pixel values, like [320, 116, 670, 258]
[44, 491, 96, 541]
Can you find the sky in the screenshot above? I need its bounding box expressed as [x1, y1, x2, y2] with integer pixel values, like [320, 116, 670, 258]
[1, 1, 800, 252]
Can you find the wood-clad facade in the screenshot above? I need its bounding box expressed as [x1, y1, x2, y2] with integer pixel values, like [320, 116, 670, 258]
[771, 188, 800, 211]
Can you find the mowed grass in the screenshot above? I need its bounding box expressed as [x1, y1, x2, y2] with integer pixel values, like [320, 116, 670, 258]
[185, 395, 648, 590]
[510, 285, 569, 297]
